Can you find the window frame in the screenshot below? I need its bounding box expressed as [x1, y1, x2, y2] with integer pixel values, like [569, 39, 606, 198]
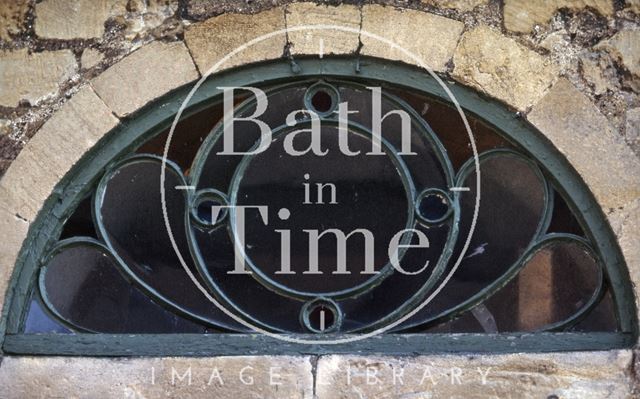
[2, 57, 636, 356]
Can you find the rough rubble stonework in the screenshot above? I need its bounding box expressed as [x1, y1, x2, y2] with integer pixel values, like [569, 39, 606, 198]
[0, 49, 77, 107]
[503, 0, 615, 33]
[0, 0, 638, 177]
[0, 0, 30, 42]
[596, 27, 640, 77]
[35, 0, 127, 40]
[80, 47, 104, 70]
[421, 0, 489, 13]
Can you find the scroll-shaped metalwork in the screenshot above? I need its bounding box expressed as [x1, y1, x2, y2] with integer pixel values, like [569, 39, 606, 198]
[29, 79, 615, 335]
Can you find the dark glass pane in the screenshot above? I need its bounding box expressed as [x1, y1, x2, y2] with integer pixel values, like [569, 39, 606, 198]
[192, 226, 305, 332]
[194, 86, 309, 193]
[338, 85, 450, 191]
[400, 152, 548, 328]
[237, 125, 409, 294]
[41, 242, 205, 333]
[482, 239, 602, 332]
[421, 309, 485, 333]
[547, 190, 585, 236]
[389, 89, 514, 171]
[23, 297, 71, 334]
[570, 288, 617, 332]
[59, 195, 97, 240]
[136, 94, 247, 174]
[35, 77, 613, 337]
[188, 81, 455, 332]
[97, 157, 244, 331]
[343, 223, 450, 331]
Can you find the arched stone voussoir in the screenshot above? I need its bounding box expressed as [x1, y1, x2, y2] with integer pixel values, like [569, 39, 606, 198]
[286, 2, 361, 56]
[360, 5, 464, 73]
[184, 7, 287, 75]
[91, 40, 199, 118]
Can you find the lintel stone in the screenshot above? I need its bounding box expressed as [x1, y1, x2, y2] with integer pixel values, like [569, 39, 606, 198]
[315, 351, 634, 398]
[0, 356, 314, 398]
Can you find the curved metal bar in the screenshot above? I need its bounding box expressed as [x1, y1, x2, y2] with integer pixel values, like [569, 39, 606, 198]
[92, 153, 239, 331]
[531, 234, 605, 333]
[300, 297, 342, 333]
[398, 149, 553, 331]
[38, 237, 120, 334]
[5, 57, 631, 347]
[225, 118, 417, 300]
[185, 79, 460, 332]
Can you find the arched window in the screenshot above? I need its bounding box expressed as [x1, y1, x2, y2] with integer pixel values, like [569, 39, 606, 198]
[4, 58, 636, 355]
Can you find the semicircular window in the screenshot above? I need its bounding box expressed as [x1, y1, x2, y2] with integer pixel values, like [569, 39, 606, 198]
[7, 59, 636, 355]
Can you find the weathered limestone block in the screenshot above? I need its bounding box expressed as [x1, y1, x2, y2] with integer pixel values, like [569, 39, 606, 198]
[528, 79, 640, 212]
[185, 8, 286, 73]
[504, 0, 614, 33]
[596, 28, 640, 77]
[91, 41, 198, 117]
[35, 0, 126, 39]
[0, 49, 77, 107]
[0, 0, 29, 41]
[580, 54, 617, 95]
[453, 25, 558, 110]
[361, 5, 464, 72]
[0, 356, 314, 398]
[286, 2, 361, 56]
[315, 351, 633, 398]
[0, 86, 118, 221]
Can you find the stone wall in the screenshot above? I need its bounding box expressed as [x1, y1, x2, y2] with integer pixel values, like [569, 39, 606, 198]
[0, 0, 639, 176]
[0, 0, 639, 397]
